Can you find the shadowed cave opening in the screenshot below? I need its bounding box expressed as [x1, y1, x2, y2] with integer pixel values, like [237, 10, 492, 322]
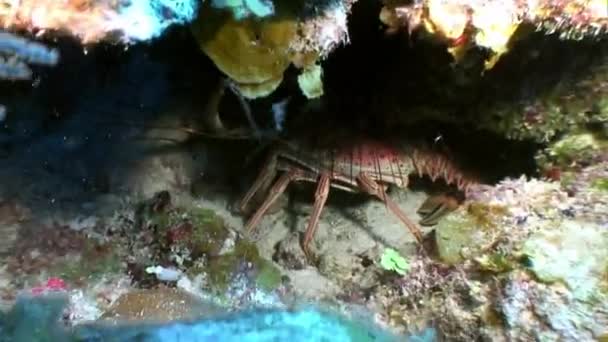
[1, 0, 604, 220]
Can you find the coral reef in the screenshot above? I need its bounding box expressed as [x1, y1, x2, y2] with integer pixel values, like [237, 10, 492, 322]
[310, 0, 608, 146]
[535, 128, 608, 181]
[121, 191, 285, 303]
[372, 160, 608, 340]
[381, 0, 608, 70]
[476, 47, 608, 142]
[0, 0, 199, 44]
[1, 1, 608, 340]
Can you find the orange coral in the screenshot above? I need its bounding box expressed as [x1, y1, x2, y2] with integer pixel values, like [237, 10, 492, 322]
[381, 0, 608, 70]
[191, 2, 352, 99]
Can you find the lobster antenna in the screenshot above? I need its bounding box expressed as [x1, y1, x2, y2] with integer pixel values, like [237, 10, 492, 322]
[224, 78, 262, 140]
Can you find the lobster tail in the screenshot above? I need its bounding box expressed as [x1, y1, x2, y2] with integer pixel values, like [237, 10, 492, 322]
[410, 148, 476, 193]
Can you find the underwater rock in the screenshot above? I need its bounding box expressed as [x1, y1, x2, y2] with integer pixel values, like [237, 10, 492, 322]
[6, 223, 99, 276]
[521, 219, 608, 301]
[132, 192, 231, 265]
[204, 238, 283, 293]
[0, 200, 29, 256]
[434, 202, 508, 265]
[317, 251, 362, 284]
[101, 287, 222, 324]
[547, 133, 602, 165]
[129, 192, 284, 298]
[273, 232, 309, 270]
[498, 270, 608, 341]
[535, 130, 607, 180]
[164, 207, 230, 260]
[51, 241, 122, 283]
[368, 166, 608, 339]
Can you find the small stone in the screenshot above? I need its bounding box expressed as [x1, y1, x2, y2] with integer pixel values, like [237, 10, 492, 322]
[101, 287, 221, 323]
[317, 252, 359, 284]
[435, 202, 507, 264]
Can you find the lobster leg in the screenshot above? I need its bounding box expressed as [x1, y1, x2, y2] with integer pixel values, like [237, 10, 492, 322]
[238, 152, 278, 214]
[201, 78, 227, 134]
[302, 172, 331, 259]
[244, 167, 300, 233]
[356, 172, 424, 244]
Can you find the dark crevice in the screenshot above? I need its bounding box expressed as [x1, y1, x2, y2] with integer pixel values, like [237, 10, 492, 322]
[1, 1, 601, 205]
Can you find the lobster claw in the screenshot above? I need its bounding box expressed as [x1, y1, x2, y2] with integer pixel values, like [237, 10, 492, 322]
[417, 193, 461, 226]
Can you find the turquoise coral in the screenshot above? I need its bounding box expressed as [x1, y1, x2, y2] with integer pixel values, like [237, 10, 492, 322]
[210, 0, 275, 20]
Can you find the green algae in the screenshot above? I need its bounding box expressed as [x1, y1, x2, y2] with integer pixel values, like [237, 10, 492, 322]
[254, 259, 283, 291]
[591, 178, 608, 192]
[536, 129, 608, 178]
[52, 241, 122, 282]
[475, 252, 516, 273]
[204, 238, 282, 293]
[140, 203, 229, 261]
[548, 132, 600, 166]
[559, 170, 577, 188]
[132, 194, 281, 294]
[187, 207, 229, 257]
[133, 191, 172, 232]
[467, 203, 508, 230]
[204, 241, 253, 292]
[380, 248, 410, 275]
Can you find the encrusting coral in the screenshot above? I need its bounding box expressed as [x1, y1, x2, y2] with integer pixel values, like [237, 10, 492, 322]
[0, 0, 199, 44]
[381, 0, 608, 70]
[191, 0, 353, 99]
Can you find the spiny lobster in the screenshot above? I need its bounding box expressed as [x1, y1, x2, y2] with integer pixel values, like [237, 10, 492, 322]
[238, 136, 477, 258]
